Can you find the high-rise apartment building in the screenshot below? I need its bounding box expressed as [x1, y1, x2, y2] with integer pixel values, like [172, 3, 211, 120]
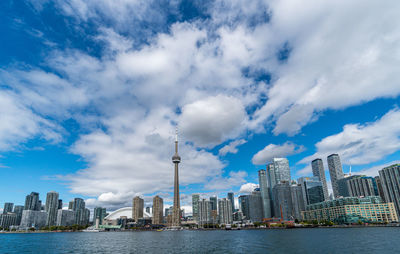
[198, 199, 211, 226]
[298, 177, 324, 206]
[152, 196, 163, 225]
[273, 182, 293, 221]
[209, 196, 217, 211]
[290, 184, 305, 220]
[311, 158, 329, 200]
[258, 169, 272, 218]
[20, 210, 47, 229]
[227, 192, 235, 213]
[337, 175, 378, 198]
[68, 201, 74, 210]
[56, 209, 75, 227]
[72, 198, 86, 225]
[45, 191, 59, 226]
[271, 158, 291, 184]
[13, 205, 24, 225]
[192, 194, 200, 222]
[240, 190, 263, 222]
[132, 196, 144, 223]
[58, 199, 63, 209]
[374, 176, 386, 202]
[379, 164, 400, 216]
[327, 154, 344, 198]
[218, 198, 233, 225]
[3, 203, 14, 214]
[93, 207, 107, 225]
[24, 192, 40, 211]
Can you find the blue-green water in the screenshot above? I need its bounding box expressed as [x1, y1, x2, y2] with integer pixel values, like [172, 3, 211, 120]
[0, 228, 399, 253]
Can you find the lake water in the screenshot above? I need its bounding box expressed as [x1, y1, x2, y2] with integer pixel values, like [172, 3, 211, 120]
[0, 228, 399, 253]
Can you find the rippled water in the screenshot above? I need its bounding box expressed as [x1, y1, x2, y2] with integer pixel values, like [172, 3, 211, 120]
[1, 228, 399, 253]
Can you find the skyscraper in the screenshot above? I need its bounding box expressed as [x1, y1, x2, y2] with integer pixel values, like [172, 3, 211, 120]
[327, 154, 344, 198]
[298, 177, 324, 206]
[218, 198, 233, 225]
[58, 199, 63, 209]
[152, 196, 163, 225]
[24, 192, 40, 211]
[273, 182, 294, 221]
[227, 192, 235, 213]
[93, 207, 107, 225]
[3, 203, 14, 214]
[311, 158, 329, 201]
[239, 190, 263, 222]
[45, 191, 59, 226]
[337, 175, 378, 198]
[209, 196, 217, 211]
[379, 164, 400, 216]
[258, 169, 271, 218]
[72, 198, 86, 225]
[56, 209, 75, 227]
[375, 176, 386, 202]
[132, 196, 144, 223]
[290, 184, 305, 220]
[272, 158, 291, 184]
[13, 205, 24, 225]
[209, 196, 218, 225]
[198, 199, 211, 226]
[68, 201, 74, 210]
[192, 194, 200, 222]
[171, 128, 181, 227]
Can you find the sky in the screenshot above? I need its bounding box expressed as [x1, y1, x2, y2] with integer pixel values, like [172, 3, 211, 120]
[0, 0, 400, 214]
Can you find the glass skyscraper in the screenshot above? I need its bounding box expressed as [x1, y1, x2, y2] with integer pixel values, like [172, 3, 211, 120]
[192, 194, 200, 222]
[298, 177, 324, 206]
[258, 169, 272, 218]
[227, 192, 235, 213]
[311, 158, 329, 201]
[327, 154, 344, 198]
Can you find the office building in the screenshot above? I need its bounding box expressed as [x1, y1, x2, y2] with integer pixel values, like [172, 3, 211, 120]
[24, 192, 40, 211]
[227, 192, 235, 213]
[56, 209, 75, 227]
[379, 164, 400, 217]
[13, 205, 24, 225]
[337, 175, 378, 198]
[3, 203, 14, 214]
[302, 196, 398, 223]
[0, 213, 17, 229]
[273, 182, 294, 221]
[327, 154, 344, 198]
[311, 158, 329, 200]
[20, 210, 47, 229]
[93, 207, 107, 225]
[270, 158, 291, 184]
[132, 196, 144, 223]
[298, 177, 324, 206]
[152, 196, 163, 225]
[218, 198, 233, 225]
[198, 199, 211, 226]
[258, 169, 272, 218]
[171, 128, 181, 227]
[240, 190, 263, 222]
[192, 194, 200, 222]
[290, 184, 305, 220]
[45, 191, 59, 226]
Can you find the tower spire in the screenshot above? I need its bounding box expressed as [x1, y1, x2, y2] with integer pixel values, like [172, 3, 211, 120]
[171, 125, 181, 228]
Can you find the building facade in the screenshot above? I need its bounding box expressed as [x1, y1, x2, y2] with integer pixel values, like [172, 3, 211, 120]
[227, 192, 235, 213]
[218, 198, 233, 225]
[327, 154, 344, 198]
[192, 194, 200, 222]
[20, 210, 47, 229]
[3, 203, 14, 214]
[45, 191, 59, 226]
[152, 196, 163, 225]
[198, 199, 211, 226]
[56, 209, 76, 227]
[0, 213, 17, 229]
[93, 207, 107, 225]
[72, 198, 86, 226]
[311, 158, 329, 201]
[298, 177, 324, 206]
[13, 205, 24, 225]
[374, 176, 386, 202]
[273, 182, 294, 221]
[132, 196, 144, 223]
[337, 175, 378, 198]
[24, 192, 40, 211]
[379, 164, 400, 217]
[258, 169, 272, 218]
[290, 184, 305, 220]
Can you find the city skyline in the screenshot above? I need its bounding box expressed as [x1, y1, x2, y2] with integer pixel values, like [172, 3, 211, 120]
[1, 1, 400, 214]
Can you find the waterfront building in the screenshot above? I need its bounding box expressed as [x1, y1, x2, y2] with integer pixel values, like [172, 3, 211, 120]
[192, 194, 200, 222]
[290, 184, 305, 220]
[58, 200, 63, 209]
[375, 176, 386, 202]
[68, 201, 74, 210]
[72, 198, 86, 225]
[24, 192, 40, 211]
[13, 205, 24, 225]
[311, 158, 329, 200]
[171, 128, 181, 227]
[258, 169, 272, 218]
[379, 164, 400, 217]
[298, 177, 324, 206]
[271, 158, 291, 184]
[3, 203, 14, 214]
[152, 196, 163, 225]
[233, 211, 243, 222]
[93, 207, 107, 225]
[56, 209, 76, 227]
[302, 196, 398, 223]
[20, 210, 47, 229]
[240, 190, 263, 222]
[198, 199, 211, 226]
[273, 182, 294, 221]
[327, 154, 344, 198]
[132, 196, 144, 223]
[145, 207, 151, 214]
[45, 191, 59, 226]
[209, 196, 218, 224]
[227, 192, 235, 213]
[83, 208, 90, 225]
[0, 213, 17, 229]
[218, 198, 233, 225]
[337, 175, 378, 198]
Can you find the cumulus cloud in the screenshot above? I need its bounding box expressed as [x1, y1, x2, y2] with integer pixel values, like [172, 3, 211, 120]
[219, 139, 247, 156]
[239, 183, 258, 194]
[204, 171, 248, 190]
[299, 108, 400, 166]
[252, 142, 304, 165]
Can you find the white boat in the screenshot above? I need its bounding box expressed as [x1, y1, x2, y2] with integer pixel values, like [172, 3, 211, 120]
[82, 227, 100, 232]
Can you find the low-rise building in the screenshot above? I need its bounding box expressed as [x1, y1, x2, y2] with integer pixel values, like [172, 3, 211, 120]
[0, 213, 18, 229]
[302, 196, 398, 224]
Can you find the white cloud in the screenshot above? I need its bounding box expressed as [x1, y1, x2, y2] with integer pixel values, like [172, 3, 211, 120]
[204, 171, 247, 190]
[219, 139, 247, 156]
[299, 108, 400, 166]
[252, 142, 304, 165]
[239, 183, 258, 194]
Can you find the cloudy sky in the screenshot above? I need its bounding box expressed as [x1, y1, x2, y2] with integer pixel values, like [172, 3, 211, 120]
[1, 0, 400, 212]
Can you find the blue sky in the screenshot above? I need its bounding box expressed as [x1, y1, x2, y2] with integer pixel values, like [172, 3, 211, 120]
[1, 0, 400, 213]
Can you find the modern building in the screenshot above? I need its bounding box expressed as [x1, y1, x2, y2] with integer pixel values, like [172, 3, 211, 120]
[218, 198, 233, 225]
[302, 196, 398, 224]
[83, 208, 90, 225]
[152, 196, 163, 225]
[337, 175, 378, 198]
[198, 199, 211, 226]
[58, 200, 63, 209]
[72, 198, 86, 226]
[311, 158, 329, 200]
[13, 205, 24, 225]
[3, 203, 14, 214]
[379, 164, 400, 217]
[209, 196, 218, 224]
[298, 177, 324, 206]
[68, 201, 74, 210]
[20, 210, 47, 229]
[171, 128, 181, 227]
[240, 190, 263, 222]
[56, 209, 76, 227]
[290, 184, 305, 220]
[24, 192, 40, 211]
[93, 207, 107, 225]
[327, 154, 344, 198]
[192, 194, 200, 222]
[227, 192, 235, 213]
[258, 169, 272, 218]
[0, 213, 18, 229]
[273, 182, 294, 221]
[132, 196, 144, 223]
[374, 176, 386, 202]
[45, 191, 59, 226]
[271, 158, 291, 184]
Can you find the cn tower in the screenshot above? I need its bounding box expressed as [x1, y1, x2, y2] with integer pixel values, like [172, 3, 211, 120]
[171, 127, 181, 227]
